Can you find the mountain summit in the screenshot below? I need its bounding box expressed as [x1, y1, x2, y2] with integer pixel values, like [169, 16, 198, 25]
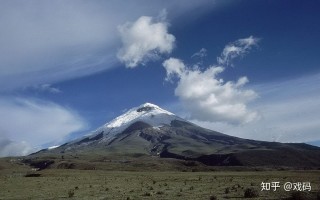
[69, 103, 183, 145]
[35, 103, 320, 168]
[99, 102, 182, 138]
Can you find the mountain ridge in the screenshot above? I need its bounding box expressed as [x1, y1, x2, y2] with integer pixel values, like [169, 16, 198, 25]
[30, 102, 320, 169]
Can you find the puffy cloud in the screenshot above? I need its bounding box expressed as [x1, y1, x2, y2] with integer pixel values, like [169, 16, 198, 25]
[217, 36, 259, 66]
[191, 73, 320, 143]
[117, 15, 175, 68]
[163, 36, 260, 124]
[0, 97, 87, 156]
[163, 58, 186, 81]
[163, 58, 258, 124]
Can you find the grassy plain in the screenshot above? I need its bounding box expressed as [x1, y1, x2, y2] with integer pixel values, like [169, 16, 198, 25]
[0, 157, 319, 200]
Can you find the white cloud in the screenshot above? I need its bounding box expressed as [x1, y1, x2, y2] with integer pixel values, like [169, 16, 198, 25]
[217, 36, 259, 66]
[0, 138, 34, 157]
[0, 0, 218, 91]
[30, 84, 61, 94]
[163, 58, 258, 124]
[162, 36, 260, 124]
[0, 97, 87, 156]
[191, 73, 320, 143]
[0, 1, 120, 91]
[191, 48, 207, 58]
[117, 15, 175, 68]
[163, 58, 186, 81]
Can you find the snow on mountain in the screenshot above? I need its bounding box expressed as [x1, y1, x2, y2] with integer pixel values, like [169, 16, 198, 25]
[47, 145, 59, 150]
[105, 103, 177, 129]
[69, 103, 183, 145]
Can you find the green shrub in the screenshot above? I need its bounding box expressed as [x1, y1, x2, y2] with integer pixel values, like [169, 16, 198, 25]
[209, 194, 217, 200]
[68, 189, 75, 198]
[244, 188, 259, 198]
[143, 192, 151, 196]
[156, 191, 164, 195]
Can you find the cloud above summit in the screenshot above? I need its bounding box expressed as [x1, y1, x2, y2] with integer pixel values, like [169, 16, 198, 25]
[163, 60, 258, 124]
[117, 14, 175, 68]
[192, 73, 320, 143]
[163, 36, 260, 124]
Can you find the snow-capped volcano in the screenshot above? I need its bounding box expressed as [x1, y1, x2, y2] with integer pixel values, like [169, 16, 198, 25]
[104, 102, 179, 130]
[39, 102, 320, 168]
[69, 103, 183, 145]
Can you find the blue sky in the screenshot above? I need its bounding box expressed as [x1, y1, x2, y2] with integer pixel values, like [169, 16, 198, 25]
[0, 0, 320, 156]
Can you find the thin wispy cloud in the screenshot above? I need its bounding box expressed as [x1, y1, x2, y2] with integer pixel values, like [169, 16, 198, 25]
[0, 138, 34, 157]
[0, 1, 118, 91]
[191, 48, 207, 59]
[30, 84, 61, 94]
[0, 1, 214, 91]
[117, 14, 175, 68]
[0, 98, 87, 156]
[217, 36, 259, 67]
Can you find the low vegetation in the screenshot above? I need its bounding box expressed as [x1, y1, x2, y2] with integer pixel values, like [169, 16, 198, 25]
[244, 187, 259, 198]
[0, 157, 319, 199]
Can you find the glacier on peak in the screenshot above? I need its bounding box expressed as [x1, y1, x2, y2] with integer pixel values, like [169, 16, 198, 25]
[103, 102, 177, 130]
[67, 103, 183, 145]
